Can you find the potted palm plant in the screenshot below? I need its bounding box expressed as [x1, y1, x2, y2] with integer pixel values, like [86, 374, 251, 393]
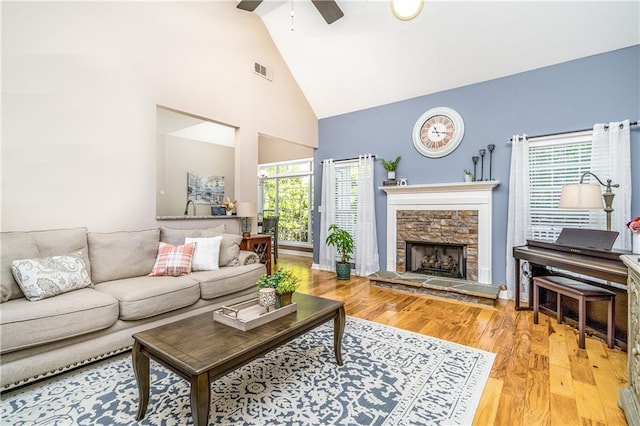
[379, 156, 401, 180]
[325, 224, 354, 280]
[257, 268, 301, 307]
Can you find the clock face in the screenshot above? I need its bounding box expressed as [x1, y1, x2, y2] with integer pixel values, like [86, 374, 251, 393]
[412, 107, 464, 158]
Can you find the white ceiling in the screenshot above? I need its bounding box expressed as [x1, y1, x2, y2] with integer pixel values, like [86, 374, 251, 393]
[251, 0, 640, 119]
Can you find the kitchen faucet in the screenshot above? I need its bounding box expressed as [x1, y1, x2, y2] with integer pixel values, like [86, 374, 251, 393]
[184, 199, 195, 216]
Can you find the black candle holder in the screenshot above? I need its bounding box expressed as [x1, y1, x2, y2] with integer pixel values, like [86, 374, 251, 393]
[472, 156, 479, 182]
[487, 144, 495, 180]
[479, 149, 486, 181]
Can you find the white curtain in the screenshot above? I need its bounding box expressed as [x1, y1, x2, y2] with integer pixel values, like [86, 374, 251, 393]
[505, 135, 530, 301]
[318, 159, 336, 271]
[355, 154, 379, 276]
[591, 120, 632, 250]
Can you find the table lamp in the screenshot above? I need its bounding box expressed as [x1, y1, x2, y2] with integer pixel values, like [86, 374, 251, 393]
[236, 202, 257, 238]
[559, 172, 619, 231]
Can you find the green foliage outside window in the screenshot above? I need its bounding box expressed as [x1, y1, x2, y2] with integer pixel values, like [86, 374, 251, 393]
[260, 161, 313, 245]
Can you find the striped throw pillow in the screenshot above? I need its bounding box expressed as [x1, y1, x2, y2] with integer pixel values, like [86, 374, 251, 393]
[148, 242, 196, 277]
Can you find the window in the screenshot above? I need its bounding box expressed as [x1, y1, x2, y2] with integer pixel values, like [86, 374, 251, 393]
[333, 161, 359, 259]
[258, 158, 313, 247]
[528, 132, 604, 241]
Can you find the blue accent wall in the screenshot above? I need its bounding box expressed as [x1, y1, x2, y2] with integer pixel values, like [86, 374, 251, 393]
[314, 45, 640, 285]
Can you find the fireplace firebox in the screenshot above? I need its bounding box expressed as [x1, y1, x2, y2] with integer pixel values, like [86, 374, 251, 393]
[405, 241, 467, 279]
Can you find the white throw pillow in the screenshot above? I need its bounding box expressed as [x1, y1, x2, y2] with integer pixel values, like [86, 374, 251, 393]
[184, 236, 222, 271]
[11, 252, 93, 301]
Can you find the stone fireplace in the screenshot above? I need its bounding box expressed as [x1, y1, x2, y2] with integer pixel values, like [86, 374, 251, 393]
[398, 209, 477, 280]
[381, 181, 499, 284]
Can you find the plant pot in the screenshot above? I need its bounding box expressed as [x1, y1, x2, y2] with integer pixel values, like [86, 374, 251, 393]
[226, 210, 232, 216]
[464, 174, 472, 182]
[387, 171, 396, 180]
[277, 292, 293, 307]
[335, 262, 351, 280]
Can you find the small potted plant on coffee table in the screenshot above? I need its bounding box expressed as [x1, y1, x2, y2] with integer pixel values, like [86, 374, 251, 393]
[325, 224, 354, 280]
[257, 269, 301, 307]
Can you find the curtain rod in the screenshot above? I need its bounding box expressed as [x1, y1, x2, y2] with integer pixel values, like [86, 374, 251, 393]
[509, 120, 638, 142]
[320, 154, 376, 165]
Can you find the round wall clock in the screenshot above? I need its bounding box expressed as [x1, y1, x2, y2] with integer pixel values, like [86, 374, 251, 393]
[412, 107, 465, 158]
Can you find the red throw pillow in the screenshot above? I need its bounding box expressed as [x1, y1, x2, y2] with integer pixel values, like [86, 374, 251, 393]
[148, 242, 196, 277]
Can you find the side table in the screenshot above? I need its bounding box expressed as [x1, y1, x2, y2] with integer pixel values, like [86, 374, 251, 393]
[241, 235, 272, 275]
[620, 255, 640, 426]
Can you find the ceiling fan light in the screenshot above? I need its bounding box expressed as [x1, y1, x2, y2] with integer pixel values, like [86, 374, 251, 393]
[391, 0, 424, 21]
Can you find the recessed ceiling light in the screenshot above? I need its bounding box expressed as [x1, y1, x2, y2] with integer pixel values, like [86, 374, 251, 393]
[391, 0, 424, 21]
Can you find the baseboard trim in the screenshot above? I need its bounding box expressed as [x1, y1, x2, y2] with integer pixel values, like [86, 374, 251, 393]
[279, 249, 312, 258]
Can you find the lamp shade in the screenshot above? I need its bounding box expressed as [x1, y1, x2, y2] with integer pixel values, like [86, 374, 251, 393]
[391, 0, 423, 20]
[235, 202, 257, 218]
[558, 183, 603, 210]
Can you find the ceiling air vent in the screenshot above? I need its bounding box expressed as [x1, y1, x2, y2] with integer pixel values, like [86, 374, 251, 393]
[254, 62, 273, 81]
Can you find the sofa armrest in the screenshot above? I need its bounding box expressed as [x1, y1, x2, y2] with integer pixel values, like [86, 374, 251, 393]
[238, 250, 260, 265]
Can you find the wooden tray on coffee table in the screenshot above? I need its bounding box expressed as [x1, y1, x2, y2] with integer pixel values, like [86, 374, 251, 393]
[213, 299, 297, 331]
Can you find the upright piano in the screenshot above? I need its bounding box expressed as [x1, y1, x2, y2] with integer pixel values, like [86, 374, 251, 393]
[513, 228, 631, 347]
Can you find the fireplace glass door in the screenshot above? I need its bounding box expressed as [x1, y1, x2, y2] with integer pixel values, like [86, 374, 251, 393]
[406, 241, 467, 279]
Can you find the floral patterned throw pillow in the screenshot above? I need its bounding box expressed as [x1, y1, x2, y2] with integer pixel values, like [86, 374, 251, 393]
[11, 252, 93, 301]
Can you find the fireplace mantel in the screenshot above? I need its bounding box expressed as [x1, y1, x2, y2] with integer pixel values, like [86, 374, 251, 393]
[381, 180, 500, 284]
[380, 180, 500, 195]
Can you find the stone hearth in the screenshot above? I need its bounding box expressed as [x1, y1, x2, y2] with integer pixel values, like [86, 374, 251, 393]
[369, 270, 500, 306]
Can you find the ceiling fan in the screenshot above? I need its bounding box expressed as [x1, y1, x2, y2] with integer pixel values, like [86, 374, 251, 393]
[236, 0, 344, 25]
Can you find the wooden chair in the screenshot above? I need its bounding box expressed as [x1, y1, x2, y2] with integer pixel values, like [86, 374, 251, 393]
[533, 275, 615, 349]
[261, 216, 279, 264]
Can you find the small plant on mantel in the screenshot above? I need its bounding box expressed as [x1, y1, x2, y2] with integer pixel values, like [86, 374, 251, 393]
[379, 156, 401, 180]
[380, 156, 401, 171]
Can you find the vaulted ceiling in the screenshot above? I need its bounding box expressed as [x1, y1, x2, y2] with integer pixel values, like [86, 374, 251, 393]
[247, 1, 640, 119]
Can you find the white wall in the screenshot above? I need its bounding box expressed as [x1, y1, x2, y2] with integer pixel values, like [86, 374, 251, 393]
[1, 1, 318, 232]
[258, 134, 314, 165]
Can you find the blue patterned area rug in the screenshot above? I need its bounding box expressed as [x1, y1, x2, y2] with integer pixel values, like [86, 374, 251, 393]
[1, 317, 494, 425]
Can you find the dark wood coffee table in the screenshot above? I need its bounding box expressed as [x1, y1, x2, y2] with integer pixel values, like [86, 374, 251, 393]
[132, 293, 345, 426]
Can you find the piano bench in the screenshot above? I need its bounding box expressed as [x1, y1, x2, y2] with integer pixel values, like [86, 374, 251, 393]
[532, 276, 615, 349]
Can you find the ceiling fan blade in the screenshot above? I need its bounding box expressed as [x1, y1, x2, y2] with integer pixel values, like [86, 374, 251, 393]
[311, 0, 344, 24]
[236, 0, 263, 12]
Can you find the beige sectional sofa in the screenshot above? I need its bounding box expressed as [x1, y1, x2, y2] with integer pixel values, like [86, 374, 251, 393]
[0, 226, 266, 390]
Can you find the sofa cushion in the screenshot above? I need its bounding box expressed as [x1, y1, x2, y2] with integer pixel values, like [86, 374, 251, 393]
[11, 252, 92, 301]
[94, 275, 200, 320]
[185, 236, 222, 271]
[149, 242, 196, 277]
[194, 263, 265, 300]
[88, 229, 160, 284]
[160, 225, 225, 246]
[211, 234, 242, 267]
[1, 227, 90, 302]
[0, 288, 119, 353]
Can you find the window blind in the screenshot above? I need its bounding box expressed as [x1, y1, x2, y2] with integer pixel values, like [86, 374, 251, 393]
[528, 137, 603, 241]
[334, 161, 358, 259]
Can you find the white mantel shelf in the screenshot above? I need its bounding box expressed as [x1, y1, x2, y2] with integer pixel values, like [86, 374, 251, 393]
[381, 180, 500, 284]
[380, 180, 500, 194]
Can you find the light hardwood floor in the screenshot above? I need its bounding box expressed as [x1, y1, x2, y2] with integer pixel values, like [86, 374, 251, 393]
[276, 254, 630, 426]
